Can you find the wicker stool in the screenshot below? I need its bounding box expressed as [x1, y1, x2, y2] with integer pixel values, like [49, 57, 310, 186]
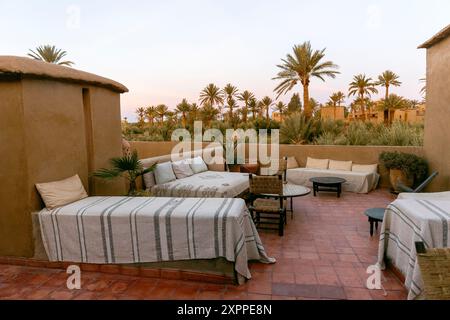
[415, 242, 450, 300]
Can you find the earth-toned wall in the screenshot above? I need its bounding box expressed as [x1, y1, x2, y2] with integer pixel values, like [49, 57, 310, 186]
[423, 36, 450, 191]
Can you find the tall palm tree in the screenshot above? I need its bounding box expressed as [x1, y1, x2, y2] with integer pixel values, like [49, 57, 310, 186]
[223, 84, 239, 102]
[226, 98, 238, 122]
[273, 101, 287, 122]
[348, 74, 378, 121]
[28, 45, 74, 66]
[188, 103, 200, 124]
[136, 107, 146, 126]
[237, 90, 255, 123]
[176, 99, 191, 127]
[248, 98, 258, 121]
[329, 91, 346, 119]
[155, 104, 169, 124]
[377, 70, 402, 100]
[145, 106, 157, 126]
[200, 102, 219, 127]
[420, 78, 426, 97]
[200, 84, 223, 107]
[377, 71, 401, 123]
[260, 96, 274, 121]
[273, 41, 340, 119]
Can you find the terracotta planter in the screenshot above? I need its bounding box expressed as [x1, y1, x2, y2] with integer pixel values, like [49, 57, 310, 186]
[389, 169, 413, 192]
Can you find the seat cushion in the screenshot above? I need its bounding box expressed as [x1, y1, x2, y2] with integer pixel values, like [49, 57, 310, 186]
[287, 157, 299, 169]
[352, 164, 378, 174]
[154, 162, 177, 185]
[188, 157, 209, 174]
[252, 199, 282, 213]
[35, 175, 88, 209]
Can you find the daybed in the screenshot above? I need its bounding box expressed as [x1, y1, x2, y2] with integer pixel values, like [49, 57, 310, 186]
[36, 196, 275, 283]
[286, 157, 380, 194]
[141, 147, 249, 198]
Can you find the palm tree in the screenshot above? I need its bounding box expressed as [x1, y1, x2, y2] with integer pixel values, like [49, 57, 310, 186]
[260, 96, 274, 121]
[28, 45, 74, 66]
[136, 107, 146, 126]
[408, 99, 421, 109]
[273, 41, 340, 119]
[273, 101, 287, 122]
[226, 98, 238, 122]
[200, 102, 219, 127]
[223, 84, 239, 102]
[156, 104, 169, 124]
[200, 84, 224, 107]
[377, 71, 401, 123]
[188, 103, 200, 124]
[248, 98, 258, 121]
[144, 106, 157, 126]
[237, 90, 255, 123]
[380, 94, 407, 124]
[420, 78, 426, 97]
[348, 74, 378, 121]
[176, 99, 191, 127]
[329, 91, 346, 119]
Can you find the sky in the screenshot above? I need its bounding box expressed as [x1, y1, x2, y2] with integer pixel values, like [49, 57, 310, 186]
[1, 0, 449, 121]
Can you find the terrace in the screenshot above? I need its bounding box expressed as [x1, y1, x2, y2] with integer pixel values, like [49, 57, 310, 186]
[0, 190, 407, 300]
[1, 23, 450, 303]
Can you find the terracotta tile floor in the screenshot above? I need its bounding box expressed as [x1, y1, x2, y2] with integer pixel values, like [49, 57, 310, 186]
[0, 189, 408, 300]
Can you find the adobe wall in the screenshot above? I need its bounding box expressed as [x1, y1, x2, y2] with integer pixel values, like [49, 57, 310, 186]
[423, 36, 450, 191]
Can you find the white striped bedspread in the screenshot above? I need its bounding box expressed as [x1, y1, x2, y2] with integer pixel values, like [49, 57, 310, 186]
[377, 199, 450, 299]
[38, 197, 276, 282]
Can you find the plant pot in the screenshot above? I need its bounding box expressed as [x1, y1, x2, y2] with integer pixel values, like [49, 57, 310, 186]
[389, 169, 413, 192]
[227, 164, 241, 173]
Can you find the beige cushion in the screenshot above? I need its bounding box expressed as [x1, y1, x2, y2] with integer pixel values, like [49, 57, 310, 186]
[36, 175, 88, 209]
[143, 171, 156, 190]
[306, 157, 329, 170]
[172, 160, 194, 179]
[187, 157, 208, 174]
[287, 157, 299, 169]
[352, 164, 378, 174]
[329, 160, 353, 172]
[154, 162, 177, 185]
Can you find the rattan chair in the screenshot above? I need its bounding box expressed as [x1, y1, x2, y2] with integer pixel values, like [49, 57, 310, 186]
[415, 242, 450, 300]
[258, 157, 288, 182]
[248, 174, 286, 236]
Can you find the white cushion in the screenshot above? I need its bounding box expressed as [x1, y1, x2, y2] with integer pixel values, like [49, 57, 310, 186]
[352, 164, 378, 174]
[188, 157, 208, 174]
[143, 171, 156, 190]
[287, 157, 299, 169]
[154, 162, 177, 185]
[36, 175, 88, 209]
[329, 160, 353, 172]
[172, 160, 194, 179]
[306, 157, 329, 170]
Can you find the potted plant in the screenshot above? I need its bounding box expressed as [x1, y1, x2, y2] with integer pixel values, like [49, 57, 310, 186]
[379, 151, 428, 192]
[93, 151, 155, 196]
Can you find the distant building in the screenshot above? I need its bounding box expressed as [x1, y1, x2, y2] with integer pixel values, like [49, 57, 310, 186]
[320, 106, 345, 121]
[347, 103, 425, 124]
[272, 112, 282, 122]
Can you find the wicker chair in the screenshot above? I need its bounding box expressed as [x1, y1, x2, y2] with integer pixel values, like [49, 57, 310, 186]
[415, 242, 450, 299]
[248, 174, 286, 236]
[258, 157, 288, 182]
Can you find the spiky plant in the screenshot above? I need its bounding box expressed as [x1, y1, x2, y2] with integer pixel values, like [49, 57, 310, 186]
[28, 45, 74, 66]
[93, 151, 155, 195]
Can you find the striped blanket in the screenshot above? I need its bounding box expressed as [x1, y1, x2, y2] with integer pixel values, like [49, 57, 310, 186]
[38, 197, 275, 282]
[151, 172, 250, 198]
[377, 199, 450, 299]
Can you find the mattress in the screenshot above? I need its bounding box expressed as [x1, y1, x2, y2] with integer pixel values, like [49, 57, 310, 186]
[151, 171, 250, 198]
[38, 196, 275, 282]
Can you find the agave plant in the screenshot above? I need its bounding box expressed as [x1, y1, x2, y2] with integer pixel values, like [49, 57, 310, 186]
[28, 45, 74, 66]
[93, 151, 155, 195]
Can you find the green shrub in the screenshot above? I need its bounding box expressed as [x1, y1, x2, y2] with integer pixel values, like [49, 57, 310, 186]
[280, 113, 321, 144]
[379, 151, 429, 184]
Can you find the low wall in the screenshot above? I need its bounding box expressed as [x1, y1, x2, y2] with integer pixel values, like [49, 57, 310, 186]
[130, 141, 424, 188]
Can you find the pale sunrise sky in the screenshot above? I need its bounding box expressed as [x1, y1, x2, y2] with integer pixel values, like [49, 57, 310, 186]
[1, 0, 449, 121]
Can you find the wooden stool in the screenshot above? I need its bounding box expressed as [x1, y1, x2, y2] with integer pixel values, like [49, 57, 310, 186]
[364, 208, 385, 236]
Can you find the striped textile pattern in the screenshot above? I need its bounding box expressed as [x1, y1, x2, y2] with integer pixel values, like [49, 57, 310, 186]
[38, 196, 275, 282]
[377, 199, 450, 299]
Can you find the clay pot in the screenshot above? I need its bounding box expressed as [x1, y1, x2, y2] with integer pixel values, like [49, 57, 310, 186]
[389, 169, 413, 192]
